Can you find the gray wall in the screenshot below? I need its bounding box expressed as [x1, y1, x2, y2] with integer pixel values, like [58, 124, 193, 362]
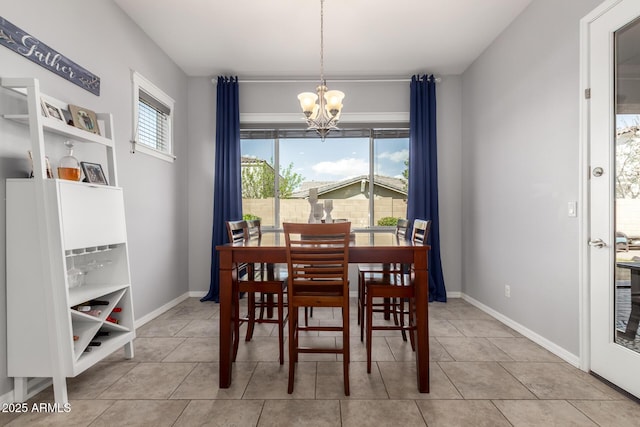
[0, 0, 189, 397]
[460, 0, 601, 356]
[186, 78, 463, 299]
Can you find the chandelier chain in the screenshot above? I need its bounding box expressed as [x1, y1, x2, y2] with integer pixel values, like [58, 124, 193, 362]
[320, 0, 324, 84]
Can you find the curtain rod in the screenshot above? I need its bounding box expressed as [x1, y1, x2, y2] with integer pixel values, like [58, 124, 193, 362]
[212, 77, 441, 84]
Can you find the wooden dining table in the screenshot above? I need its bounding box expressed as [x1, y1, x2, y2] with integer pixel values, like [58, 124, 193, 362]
[216, 230, 431, 392]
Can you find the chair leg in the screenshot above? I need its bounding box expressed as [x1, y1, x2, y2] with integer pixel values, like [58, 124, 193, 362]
[245, 292, 256, 341]
[408, 297, 416, 351]
[278, 293, 284, 365]
[287, 304, 297, 394]
[366, 290, 374, 374]
[359, 272, 365, 342]
[232, 289, 240, 362]
[342, 305, 350, 396]
[258, 292, 266, 320]
[397, 297, 408, 342]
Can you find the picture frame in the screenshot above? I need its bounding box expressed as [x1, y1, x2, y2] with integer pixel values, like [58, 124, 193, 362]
[80, 161, 108, 185]
[41, 99, 65, 122]
[61, 109, 74, 125]
[69, 104, 101, 135]
[27, 150, 54, 178]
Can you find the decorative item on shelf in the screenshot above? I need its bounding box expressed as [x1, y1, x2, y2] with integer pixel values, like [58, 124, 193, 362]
[105, 316, 119, 324]
[88, 300, 109, 306]
[40, 98, 65, 122]
[27, 150, 54, 179]
[68, 104, 101, 135]
[80, 161, 108, 185]
[85, 309, 102, 317]
[297, 0, 344, 140]
[61, 109, 74, 126]
[45, 156, 53, 179]
[58, 141, 82, 181]
[66, 259, 84, 289]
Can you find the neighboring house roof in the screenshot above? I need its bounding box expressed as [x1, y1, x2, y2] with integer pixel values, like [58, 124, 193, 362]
[241, 156, 281, 178]
[291, 175, 407, 199]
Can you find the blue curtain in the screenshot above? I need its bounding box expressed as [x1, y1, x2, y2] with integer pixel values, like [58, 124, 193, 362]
[407, 74, 447, 302]
[201, 76, 242, 303]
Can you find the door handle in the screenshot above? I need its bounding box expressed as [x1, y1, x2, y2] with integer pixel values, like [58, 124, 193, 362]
[588, 238, 607, 248]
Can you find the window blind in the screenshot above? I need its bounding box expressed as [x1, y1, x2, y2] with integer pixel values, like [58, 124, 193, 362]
[137, 90, 170, 151]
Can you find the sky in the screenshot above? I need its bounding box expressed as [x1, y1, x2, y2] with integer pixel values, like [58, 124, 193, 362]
[617, 114, 640, 130]
[241, 137, 409, 184]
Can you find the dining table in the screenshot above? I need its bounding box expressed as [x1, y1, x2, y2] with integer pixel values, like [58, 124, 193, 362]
[216, 229, 431, 392]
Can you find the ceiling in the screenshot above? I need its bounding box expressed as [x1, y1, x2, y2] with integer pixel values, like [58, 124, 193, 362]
[114, 0, 533, 79]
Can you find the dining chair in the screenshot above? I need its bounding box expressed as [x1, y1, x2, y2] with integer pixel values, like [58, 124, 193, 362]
[283, 222, 351, 395]
[226, 220, 287, 364]
[357, 218, 410, 341]
[246, 219, 289, 323]
[363, 218, 431, 373]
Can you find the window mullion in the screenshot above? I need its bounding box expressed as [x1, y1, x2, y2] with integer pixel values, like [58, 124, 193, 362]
[369, 129, 375, 227]
[274, 136, 280, 229]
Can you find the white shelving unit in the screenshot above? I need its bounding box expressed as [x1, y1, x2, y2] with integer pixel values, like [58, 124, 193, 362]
[2, 77, 135, 404]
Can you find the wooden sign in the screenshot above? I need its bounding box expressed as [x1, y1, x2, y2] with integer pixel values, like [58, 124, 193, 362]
[0, 16, 100, 96]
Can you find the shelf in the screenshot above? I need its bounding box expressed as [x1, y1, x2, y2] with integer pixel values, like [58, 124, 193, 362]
[70, 315, 102, 362]
[68, 283, 130, 307]
[2, 113, 113, 147]
[4, 77, 133, 405]
[73, 330, 133, 375]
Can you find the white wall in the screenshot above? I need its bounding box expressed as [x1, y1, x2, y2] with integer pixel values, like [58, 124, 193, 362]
[461, 0, 602, 356]
[0, 0, 189, 397]
[187, 78, 463, 298]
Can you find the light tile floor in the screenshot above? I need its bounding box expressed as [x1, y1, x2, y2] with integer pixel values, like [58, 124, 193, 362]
[2, 297, 640, 426]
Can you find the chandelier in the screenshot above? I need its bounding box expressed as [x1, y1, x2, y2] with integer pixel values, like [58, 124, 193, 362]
[297, 0, 345, 140]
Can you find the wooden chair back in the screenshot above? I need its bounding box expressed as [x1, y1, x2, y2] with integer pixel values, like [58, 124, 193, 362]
[226, 220, 248, 244]
[396, 218, 410, 238]
[246, 219, 262, 241]
[283, 222, 351, 303]
[411, 219, 431, 244]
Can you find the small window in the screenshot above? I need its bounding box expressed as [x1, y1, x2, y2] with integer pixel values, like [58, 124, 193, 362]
[132, 71, 175, 162]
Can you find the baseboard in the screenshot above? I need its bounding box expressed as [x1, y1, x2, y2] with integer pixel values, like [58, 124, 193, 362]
[446, 291, 462, 298]
[134, 292, 192, 329]
[460, 293, 582, 368]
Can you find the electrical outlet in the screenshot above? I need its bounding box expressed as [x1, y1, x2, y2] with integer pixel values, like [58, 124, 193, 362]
[505, 285, 511, 298]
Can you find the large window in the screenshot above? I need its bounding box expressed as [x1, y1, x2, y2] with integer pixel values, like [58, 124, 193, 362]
[241, 128, 409, 229]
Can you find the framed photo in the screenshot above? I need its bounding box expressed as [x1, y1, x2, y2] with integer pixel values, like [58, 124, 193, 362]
[41, 99, 65, 122]
[80, 161, 108, 185]
[61, 109, 74, 125]
[27, 150, 54, 178]
[69, 104, 101, 135]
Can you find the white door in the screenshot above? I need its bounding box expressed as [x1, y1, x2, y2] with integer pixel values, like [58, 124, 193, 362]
[589, 0, 640, 399]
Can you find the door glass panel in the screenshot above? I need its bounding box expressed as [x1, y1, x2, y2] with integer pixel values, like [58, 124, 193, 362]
[614, 16, 640, 351]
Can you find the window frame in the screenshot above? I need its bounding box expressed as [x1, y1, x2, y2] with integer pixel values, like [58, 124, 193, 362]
[131, 71, 175, 163]
[240, 126, 410, 230]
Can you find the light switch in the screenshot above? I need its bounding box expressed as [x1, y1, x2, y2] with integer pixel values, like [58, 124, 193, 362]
[568, 201, 577, 217]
